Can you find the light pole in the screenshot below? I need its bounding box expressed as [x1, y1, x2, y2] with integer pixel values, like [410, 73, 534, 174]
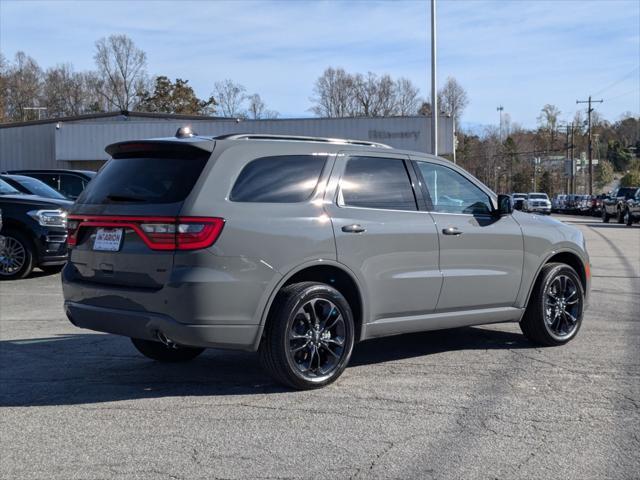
[497, 105, 504, 142]
[430, 0, 438, 156]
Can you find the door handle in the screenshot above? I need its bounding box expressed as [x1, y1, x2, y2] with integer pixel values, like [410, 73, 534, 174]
[442, 227, 462, 236]
[342, 224, 366, 233]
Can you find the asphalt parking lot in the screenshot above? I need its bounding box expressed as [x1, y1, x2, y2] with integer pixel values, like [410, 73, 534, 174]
[1, 214, 638, 480]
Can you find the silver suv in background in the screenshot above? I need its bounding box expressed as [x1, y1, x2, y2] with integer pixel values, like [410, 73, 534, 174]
[62, 132, 590, 389]
[524, 192, 551, 214]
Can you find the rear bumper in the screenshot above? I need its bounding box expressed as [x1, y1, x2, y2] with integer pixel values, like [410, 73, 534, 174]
[65, 301, 260, 351]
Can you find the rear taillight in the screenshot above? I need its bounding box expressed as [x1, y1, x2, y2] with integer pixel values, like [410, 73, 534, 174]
[66, 216, 224, 251]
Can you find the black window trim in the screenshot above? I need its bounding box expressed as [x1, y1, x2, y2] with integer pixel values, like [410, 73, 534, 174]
[336, 154, 421, 212]
[410, 159, 495, 217]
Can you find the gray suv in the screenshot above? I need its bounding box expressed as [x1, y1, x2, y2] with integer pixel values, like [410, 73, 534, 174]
[63, 132, 590, 389]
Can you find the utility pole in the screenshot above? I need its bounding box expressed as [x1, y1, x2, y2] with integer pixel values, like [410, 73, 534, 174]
[570, 124, 576, 194]
[430, 0, 438, 156]
[576, 96, 603, 195]
[497, 105, 504, 142]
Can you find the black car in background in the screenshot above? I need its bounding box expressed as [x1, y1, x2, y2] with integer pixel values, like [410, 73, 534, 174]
[6, 169, 96, 200]
[1, 174, 68, 200]
[0, 178, 72, 279]
[623, 188, 640, 226]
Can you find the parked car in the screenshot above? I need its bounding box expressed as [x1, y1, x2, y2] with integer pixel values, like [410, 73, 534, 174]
[551, 194, 566, 213]
[511, 193, 527, 211]
[623, 188, 640, 226]
[6, 169, 96, 200]
[1, 174, 68, 200]
[523, 192, 551, 214]
[590, 194, 606, 216]
[577, 195, 593, 215]
[0, 208, 4, 251]
[602, 187, 639, 223]
[0, 178, 72, 279]
[62, 132, 590, 390]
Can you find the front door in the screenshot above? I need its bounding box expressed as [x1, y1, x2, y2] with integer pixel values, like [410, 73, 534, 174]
[412, 159, 524, 311]
[325, 153, 442, 322]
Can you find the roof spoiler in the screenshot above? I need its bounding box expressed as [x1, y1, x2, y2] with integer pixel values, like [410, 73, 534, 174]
[105, 138, 215, 159]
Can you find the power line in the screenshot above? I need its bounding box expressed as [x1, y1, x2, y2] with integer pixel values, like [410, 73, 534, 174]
[605, 88, 640, 102]
[591, 66, 640, 97]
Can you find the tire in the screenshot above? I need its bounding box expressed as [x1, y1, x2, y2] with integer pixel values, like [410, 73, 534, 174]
[130, 338, 204, 362]
[40, 264, 64, 274]
[625, 208, 633, 227]
[0, 229, 35, 280]
[520, 263, 584, 346]
[259, 281, 355, 390]
[616, 208, 624, 224]
[602, 208, 610, 223]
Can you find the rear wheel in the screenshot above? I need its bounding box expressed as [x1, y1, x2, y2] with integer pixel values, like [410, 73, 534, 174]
[520, 263, 584, 346]
[602, 208, 610, 223]
[616, 208, 624, 223]
[130, 338, 204, 362]
[0, 229, 35, 280]
[259, 282, 355, 390]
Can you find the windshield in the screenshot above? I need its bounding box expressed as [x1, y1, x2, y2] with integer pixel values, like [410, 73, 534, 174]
[77, 156, 208, 205]
[12, 176, 67, 199]
[529, 194, 548, 199]
[0, 178, 21, 195]
[618, 188, 637, 199]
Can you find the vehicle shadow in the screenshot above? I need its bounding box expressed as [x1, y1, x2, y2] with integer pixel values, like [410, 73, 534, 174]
[1, 326, 530, 407]
[584, 223, 632, 229]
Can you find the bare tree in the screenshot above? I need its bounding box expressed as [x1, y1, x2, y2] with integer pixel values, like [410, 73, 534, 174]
[0, 52, 7, 121]
[93, 34, 147, 111]
[352, 72, 397, 116]
[3, 51, 43, 121]
[246, 93, 278, 119]
[537, 104, 562, 150]
[213, 79, 247, 117]
[395, 77, 422, 116]
[437, 76, 469, 128]
[310, 67, 357, 117]
[43, 64, 92, 117]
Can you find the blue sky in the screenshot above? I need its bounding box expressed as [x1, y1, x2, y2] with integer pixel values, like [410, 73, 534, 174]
[1, 0, 638, 129]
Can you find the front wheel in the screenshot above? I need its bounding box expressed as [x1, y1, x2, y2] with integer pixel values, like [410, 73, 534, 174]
[616, 208, 624, 224]
[0, 229, 35, 280]
[520, 263, 585, 346]
[624, 208, 633, 227]
[259, 282, 355, 390]
[131, 338, 204, 362]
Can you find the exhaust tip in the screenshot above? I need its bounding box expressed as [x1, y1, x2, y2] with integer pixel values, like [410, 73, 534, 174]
[155, 330, 178, 349]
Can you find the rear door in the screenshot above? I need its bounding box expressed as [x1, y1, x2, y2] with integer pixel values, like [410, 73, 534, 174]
[67, 142, 212, 289]
[325, 152, 442, 322]
[412, 158, 523, 311]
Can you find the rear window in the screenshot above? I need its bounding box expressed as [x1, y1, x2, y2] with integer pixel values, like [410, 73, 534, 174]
[230, 155, 327, 203]
[77, 156, 208, 205]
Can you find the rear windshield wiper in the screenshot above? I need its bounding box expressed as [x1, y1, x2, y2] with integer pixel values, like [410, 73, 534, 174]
[105, 194, 146, 203]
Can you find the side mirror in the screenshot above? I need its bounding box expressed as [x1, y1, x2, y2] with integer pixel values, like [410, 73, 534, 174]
[496, 194, 513, 216]
[495, 195, 513, 217]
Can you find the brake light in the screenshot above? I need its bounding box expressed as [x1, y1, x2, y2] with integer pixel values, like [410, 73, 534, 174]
[66, 215, 224, 251]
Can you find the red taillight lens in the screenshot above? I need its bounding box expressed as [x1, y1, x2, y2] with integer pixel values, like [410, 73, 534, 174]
[66, 216, 224, 251]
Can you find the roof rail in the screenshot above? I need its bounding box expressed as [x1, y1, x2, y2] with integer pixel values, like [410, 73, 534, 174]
[213, 133, 392, 149]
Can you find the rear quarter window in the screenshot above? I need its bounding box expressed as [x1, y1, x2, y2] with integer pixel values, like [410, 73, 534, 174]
[230, 155, 327, 203]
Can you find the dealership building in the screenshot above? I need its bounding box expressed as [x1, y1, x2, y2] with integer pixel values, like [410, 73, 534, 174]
[0, 111, 454, 172]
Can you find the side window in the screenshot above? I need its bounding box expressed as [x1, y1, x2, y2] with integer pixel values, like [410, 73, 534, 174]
[59, 175, 85, 199]
[416, 162, 492, 215]
[340, 156, 417, 211]
[230, 155, 327, 203]
[29, 173, 59, 191]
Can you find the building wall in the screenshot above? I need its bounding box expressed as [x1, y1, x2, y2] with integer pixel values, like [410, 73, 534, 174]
[1, 115, 454, 171]
[0, 123, 58, 171]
